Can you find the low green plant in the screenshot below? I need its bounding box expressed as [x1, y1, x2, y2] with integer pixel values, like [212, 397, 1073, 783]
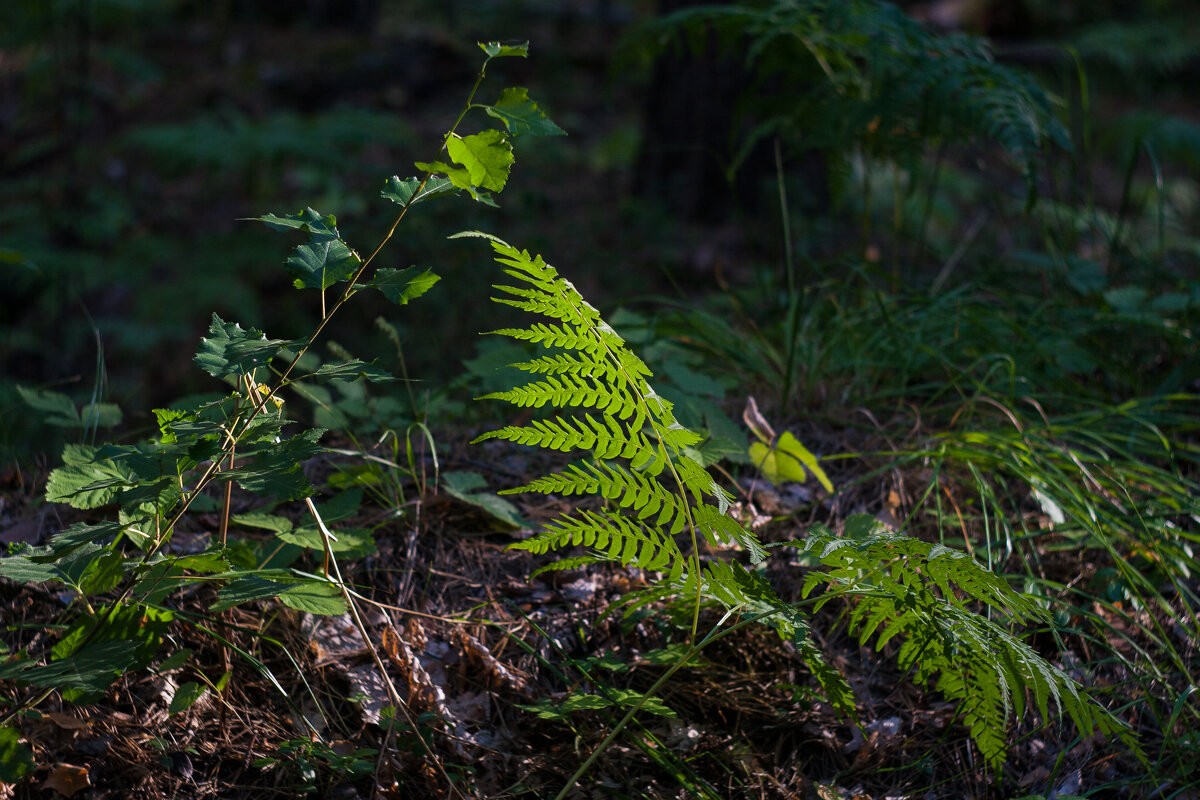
[253, 737, 378, 795]
[0, 40, 563, 786]
[464, 234, 1139, 791]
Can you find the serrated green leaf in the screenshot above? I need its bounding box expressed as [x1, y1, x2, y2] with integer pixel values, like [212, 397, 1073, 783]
[211, 574, 287, 611]
[169, 681, 206, 714]
[278, 526, 376, 559]
[77, 550, 125, 595]
[171, 551, 231, 573]
[52, 604, 172, 665]
[414, 159, 472, 189]
[247, 208, 339, 238]
[775, 432, 833, 492]
[286, 237, 360, 291]
[194, 314, 303, 379]
[211, 573, 346, 615]
[222, 428, 324, 500]
[304, 359, 396, 383]
[130, 562, 184, 606]
[479, 41, 529, 58]
[277, 578, 347, 615]
[41, 602, 171, 703]
[485, 87, 566, 137]
[365, 266, 440, 305]
[232, 512, 293, 534]
[17, 385, 79, 426]
[45, 450, 134, 509]
[414, 160, 499, 206]
[155, 649, 193, 673]
[0, 725, 35, 782]
[37, 522, 123, 561]
[381, 175, 457, 206]
[55, 544, 107, 589]
[446, 130, 513, 193]
[0, 552, 65, 584]
[24, 640, 139, 696]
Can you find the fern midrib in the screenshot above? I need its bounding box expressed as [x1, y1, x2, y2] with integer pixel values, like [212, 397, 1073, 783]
[538, 274, 708, 639]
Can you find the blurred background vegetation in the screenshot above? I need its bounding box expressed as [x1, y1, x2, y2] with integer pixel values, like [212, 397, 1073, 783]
[1, 0, 1198, 459]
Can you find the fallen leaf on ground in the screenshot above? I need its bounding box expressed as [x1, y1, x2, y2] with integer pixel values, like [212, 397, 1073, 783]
[42, 763, 90, 797]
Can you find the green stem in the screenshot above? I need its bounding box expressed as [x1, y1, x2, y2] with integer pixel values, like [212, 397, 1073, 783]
[776, 138, 800, 410]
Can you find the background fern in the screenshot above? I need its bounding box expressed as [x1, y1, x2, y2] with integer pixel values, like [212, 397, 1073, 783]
[635, 0, 1068, 203]
[469, 234, 1137, 770]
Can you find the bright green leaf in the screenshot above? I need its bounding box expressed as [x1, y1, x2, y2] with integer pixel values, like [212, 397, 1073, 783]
[169, 681, 206, 715]
[446, 130, 513, 193]
[278, 526, 376, 558]
[286, 237, 360, 291]
[247, 208, 339, 239]
[304, 359, 396, 383]
[365, 267, 440, 305]
[749, 432, 833, 492]
[484, 88, 566, 137]
[0, 725, 35, 782]
[775, 432, 833, 493]
[479, 41, 529, 58]
[381, 175, 456, 206]
[414, 160, 472, 189]
[45, 448, 134, 509]
[194, 314, 303, 379]
[277, 579, 346, 615]
[414, 160, 498, 206]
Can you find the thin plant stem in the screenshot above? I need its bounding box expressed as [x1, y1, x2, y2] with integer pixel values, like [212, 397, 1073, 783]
[776, 138, 802, 411]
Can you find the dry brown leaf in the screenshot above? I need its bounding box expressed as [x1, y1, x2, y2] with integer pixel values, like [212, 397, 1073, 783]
[44, 712, 89, 731]
[41, 764, 90, 798]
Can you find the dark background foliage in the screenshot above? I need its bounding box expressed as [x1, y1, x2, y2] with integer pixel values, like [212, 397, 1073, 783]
[3, 0, 1199, 458]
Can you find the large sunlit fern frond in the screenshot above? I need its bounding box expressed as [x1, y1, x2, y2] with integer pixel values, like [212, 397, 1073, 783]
[461, 232, 766, 579]
[466, 234, 1137, 770]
